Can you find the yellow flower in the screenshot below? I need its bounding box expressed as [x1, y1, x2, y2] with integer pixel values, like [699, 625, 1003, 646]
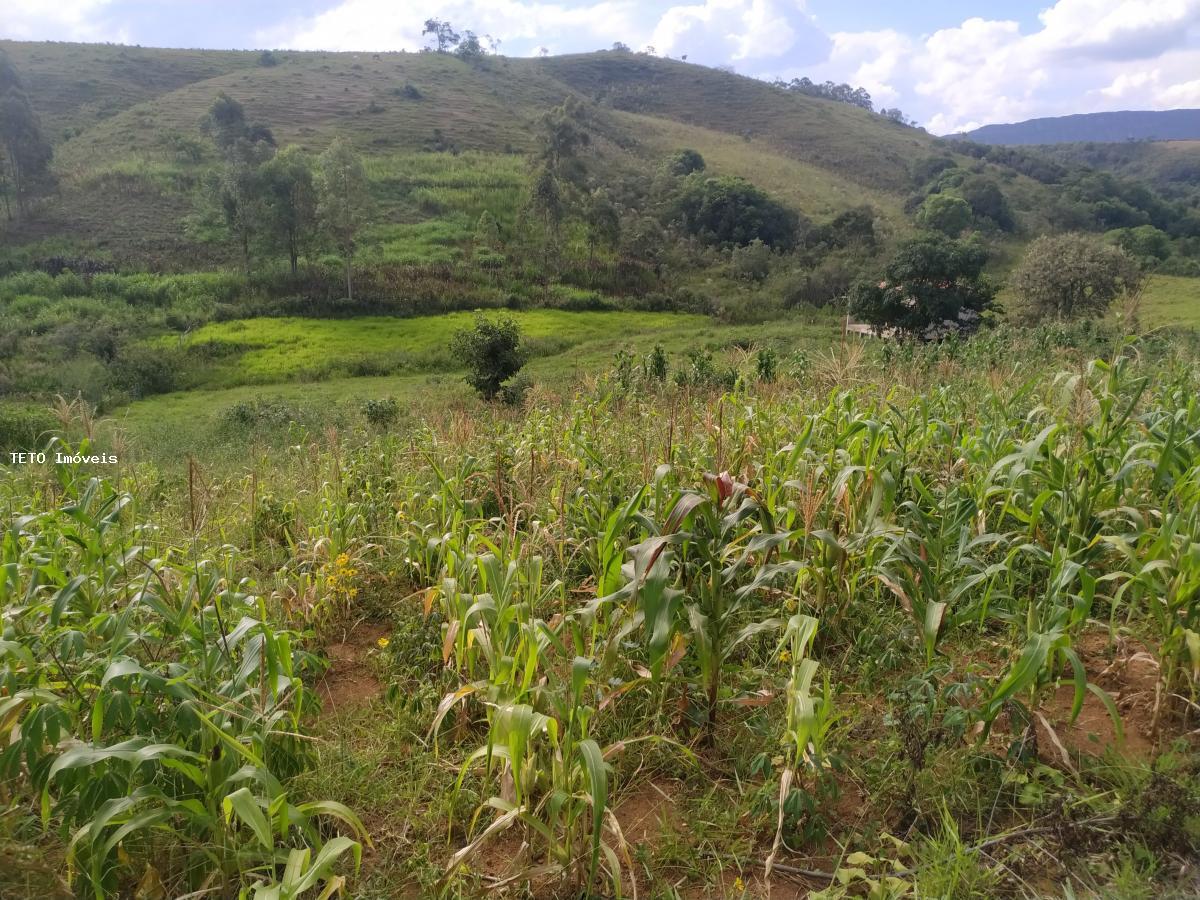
[377, 637, 390, 649]
[779, 650, 792, 663]
[733, 875, 745, 892]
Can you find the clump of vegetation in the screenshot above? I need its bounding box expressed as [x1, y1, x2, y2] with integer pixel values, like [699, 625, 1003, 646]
[0, 48, 56, 218]
[450, 311, 528, 401]
[849, 233, 996, 338]
[662, 148, 706, 176]
[916, 192, 972, 237]
[1012, 232, 1143, 321]
[361, 395, 400, 427]
[670, 174, 799, 249]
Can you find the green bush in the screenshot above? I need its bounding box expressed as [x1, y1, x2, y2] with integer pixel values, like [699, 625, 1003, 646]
[0, 403, 57, 449]
[849, 234, 996, 339]
[917, 194, 972, 237]
[662, 148, 706, 176]
[108, 347, 184, 399]
[450, 312, 528, 401]
[498, 371, 533, 406]
[730, 239, 773, 282]
[670, 175, 799, 250]
[362, 396, 401, 427]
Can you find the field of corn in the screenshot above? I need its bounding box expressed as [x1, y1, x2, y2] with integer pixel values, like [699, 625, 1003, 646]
[3, 324, 1200, 899]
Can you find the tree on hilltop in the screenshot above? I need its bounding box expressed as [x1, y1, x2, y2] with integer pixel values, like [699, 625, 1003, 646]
[423, 19, 460, 53]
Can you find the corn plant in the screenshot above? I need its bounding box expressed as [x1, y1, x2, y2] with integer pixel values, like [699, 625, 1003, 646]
[445, 687, 623, 896]
[876, 478, 1012, 666]
[0, 455, 366, 897]
[593, 470, 795, 736]
[765, 614, 839, 877]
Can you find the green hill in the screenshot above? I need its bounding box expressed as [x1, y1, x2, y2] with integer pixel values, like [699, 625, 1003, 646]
[0, 41, 990, 266]
[0, 40, 1197, 415]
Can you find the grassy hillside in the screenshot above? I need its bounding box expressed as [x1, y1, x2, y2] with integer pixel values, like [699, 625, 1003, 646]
[0, 42, 954, 266]
[0, 40, 256, 142]
[0, 40, 1196, 415]
[1142, 274, 1200, 327]
[542, 52, 932, 192]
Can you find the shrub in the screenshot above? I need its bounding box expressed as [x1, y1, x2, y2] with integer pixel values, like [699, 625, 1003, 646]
[673, 349, 738, 390]
[663, 148, 706, 177]
[755, 346, 778, 383]
[782, 256, 860, 308]
[498, 371, 533, 406]
[450, 312, 528, 401]
[1107, 225, 1172, 264]
[730, 239, 773, 282]
[646, 343, 668, 382]
[916, 194, 972, 237]
[220, 396, 309, 430]
[361, 396, 400, 427]
[803, 206, 876, 250]
[108, 347, 182, 398]
[1011, 233, 1143, 321]
[670, 175, 799, 250]
[960, 176, 1015, 232]
[0, 403, 57, 448]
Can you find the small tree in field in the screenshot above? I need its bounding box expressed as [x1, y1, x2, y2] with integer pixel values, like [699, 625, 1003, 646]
[1011, 233, 1143, 321]
[451, 313, 528, 402]
[849, 234, 995, 339]
[315, 137, 369, 300]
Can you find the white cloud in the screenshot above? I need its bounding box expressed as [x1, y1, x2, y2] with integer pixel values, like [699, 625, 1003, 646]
[2, 0, 129, 42]
[1031, 0, 1200, 60]
[828, 0, 1200, 132]
[1158, 76, 1200, 105]
[1097, 69, 1161, 99]
[650, 0, 826, 65]
[821, 30, 910, 105]
[257, 0, 646, 54]
[260, 0, 828, 68]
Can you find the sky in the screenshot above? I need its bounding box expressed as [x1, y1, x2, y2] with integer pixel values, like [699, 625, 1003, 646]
[5, 0, 1200, 133]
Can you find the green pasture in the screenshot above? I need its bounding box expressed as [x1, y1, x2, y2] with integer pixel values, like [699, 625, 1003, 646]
[1141, 274, 1200, 327]
[115, 311, 839, 463]
[161, 310, 702, 386]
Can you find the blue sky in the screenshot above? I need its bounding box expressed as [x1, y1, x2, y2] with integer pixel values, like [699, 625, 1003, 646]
[6, 0, 1200, 132]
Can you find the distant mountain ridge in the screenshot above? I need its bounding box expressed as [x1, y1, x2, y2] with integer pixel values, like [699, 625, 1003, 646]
[952, 109, 1200, 145]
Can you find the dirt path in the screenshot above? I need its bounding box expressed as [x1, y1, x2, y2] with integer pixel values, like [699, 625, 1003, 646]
[316, 620, 389, 712]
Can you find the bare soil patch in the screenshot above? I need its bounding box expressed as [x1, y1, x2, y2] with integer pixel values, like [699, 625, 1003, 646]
[316, 620, 389, 712]
[1037, 631, 1163, 760]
